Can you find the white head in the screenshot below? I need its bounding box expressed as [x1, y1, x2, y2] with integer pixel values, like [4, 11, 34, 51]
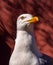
[17, 14, 38, 31]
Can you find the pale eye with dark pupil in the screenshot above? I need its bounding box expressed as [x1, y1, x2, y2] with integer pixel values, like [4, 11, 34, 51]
[20, 16, 26, 20]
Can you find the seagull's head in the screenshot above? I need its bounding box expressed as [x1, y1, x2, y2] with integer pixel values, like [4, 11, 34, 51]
[17, 14, 39, 31]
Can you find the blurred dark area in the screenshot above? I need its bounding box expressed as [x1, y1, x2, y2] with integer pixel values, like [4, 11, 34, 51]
[0, 36, 11, 65]
[0, 0, 53, 65]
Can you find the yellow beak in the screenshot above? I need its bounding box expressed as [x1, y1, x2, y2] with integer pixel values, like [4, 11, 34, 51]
[28, 16, 39, 23]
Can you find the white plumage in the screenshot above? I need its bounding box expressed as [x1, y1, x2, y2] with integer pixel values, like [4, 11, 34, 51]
[9, 14, 43, 65]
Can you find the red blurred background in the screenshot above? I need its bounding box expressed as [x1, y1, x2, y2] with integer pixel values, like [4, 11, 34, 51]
[0, 0, 53, 65]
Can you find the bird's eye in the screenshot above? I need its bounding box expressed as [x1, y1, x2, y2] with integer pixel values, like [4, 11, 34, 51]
[20, 16, 26, 20]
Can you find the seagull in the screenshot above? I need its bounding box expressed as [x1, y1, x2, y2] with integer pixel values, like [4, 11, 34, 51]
[9, 14, 44, 65]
